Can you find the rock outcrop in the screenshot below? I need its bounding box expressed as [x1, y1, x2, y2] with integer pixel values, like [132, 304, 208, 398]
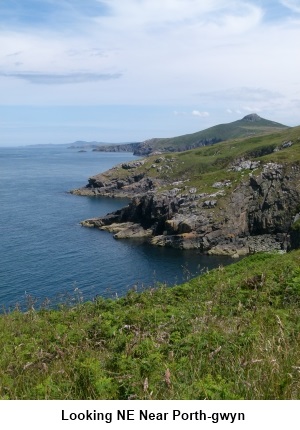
[74, 159, 300, 256]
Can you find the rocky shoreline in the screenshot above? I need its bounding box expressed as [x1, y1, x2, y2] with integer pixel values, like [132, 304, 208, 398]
[71, 156, 300, 256]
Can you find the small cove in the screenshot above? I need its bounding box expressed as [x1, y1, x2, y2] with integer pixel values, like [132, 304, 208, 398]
[0, 146, 233, 310]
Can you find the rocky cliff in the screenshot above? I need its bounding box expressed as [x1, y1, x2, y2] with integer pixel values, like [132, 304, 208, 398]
[92, 142, 141, 153]
[72, 126, 300, 256]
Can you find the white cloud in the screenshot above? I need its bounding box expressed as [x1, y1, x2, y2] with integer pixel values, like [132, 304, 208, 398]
[97, 0, 263, 29]
[280, 0, 300, 13]
[0, 2, 287, 97]
[0, 0, 300, 140]
[0, 71, 122, 85]
[192, 110, 209, 117]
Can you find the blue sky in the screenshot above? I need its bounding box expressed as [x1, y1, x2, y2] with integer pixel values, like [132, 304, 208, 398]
[0, 0, 300, 146]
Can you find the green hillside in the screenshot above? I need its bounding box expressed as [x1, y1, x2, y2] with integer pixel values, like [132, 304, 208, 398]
[133, 113, 288, 154]
[87, 124, 300, 194]
[1, 251, 300, 399]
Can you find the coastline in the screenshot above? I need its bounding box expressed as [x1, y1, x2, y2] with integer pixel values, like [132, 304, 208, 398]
[71, 155, 300, 257]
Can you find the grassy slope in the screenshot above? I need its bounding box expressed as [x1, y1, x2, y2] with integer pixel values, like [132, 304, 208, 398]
[171, 125, 300, 190]
[99, 125, 300, 195]
[1, 250, 300, 399]
[141, 115, 288, 152]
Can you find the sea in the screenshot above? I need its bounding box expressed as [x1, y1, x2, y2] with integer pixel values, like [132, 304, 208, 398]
[0, 145, 233, 311]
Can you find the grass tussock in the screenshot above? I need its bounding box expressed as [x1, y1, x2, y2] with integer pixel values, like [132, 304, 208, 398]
[1, 251, 300, 399]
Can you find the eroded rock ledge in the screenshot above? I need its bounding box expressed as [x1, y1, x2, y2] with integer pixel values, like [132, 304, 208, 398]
[72, 161, 300, 256]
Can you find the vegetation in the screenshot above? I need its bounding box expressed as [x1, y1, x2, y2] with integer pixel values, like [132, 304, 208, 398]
[1, 250, 300, 399]
[140, 114, 288, 153]
[90, 114, 288, 155]
[100, 125, 300, 196]
[291, 219, 300, 232]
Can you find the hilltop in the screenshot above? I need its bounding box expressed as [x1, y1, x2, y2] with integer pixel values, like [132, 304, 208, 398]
[92, 114, 288, 155]
[72, 124, 300, 256]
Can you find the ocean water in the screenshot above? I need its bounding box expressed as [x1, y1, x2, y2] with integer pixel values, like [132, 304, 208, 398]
[0, 146, 233, 310]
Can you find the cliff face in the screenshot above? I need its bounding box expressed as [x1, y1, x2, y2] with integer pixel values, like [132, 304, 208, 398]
[71, 124, 300, 256]
[74, 160, 300, 256]
[92, 142, 141, 153]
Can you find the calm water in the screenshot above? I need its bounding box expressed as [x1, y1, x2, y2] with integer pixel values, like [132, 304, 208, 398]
[0, 146, 233, 310]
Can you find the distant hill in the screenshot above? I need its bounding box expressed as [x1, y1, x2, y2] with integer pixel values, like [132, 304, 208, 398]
[68, 141, 105, 149]
[132, 113, 289, 155]
[91, 113, 289, 155]
[68, 141, 141, 151]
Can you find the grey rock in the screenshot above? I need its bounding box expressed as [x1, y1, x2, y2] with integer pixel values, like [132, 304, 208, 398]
[293, 213, 300, 223]
[212, 180, 231, 188]
[282, 140, 293, 148]
[77, 159, 300, 255]
[122, 160, 145, 169]
[229, 159, 260, 172]
[202, 200, 217, 208]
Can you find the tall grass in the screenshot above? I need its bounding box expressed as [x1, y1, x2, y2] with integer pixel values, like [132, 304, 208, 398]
[1, 251, 300, 399]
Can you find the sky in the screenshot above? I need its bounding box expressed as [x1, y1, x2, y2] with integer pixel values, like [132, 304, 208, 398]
[0, 0, 299, 146]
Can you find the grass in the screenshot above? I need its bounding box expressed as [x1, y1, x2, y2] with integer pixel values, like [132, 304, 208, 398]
[1, 250, 300, 399]
[139, 115, 288, 153]
[94, 125, 300, 197]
